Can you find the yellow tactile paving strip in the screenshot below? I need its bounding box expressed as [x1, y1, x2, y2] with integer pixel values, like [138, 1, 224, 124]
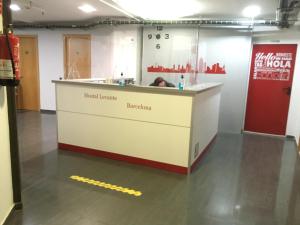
[69, 175, 143, 197]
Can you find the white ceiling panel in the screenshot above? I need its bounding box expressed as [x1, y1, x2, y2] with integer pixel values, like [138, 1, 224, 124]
[11, 0, 279, 23]
[190, 0, 278, 20]
[11, 0, 125, 23]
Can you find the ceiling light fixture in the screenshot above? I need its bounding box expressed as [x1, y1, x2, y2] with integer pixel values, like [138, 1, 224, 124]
[242, 5, 261, 18]
[113, 0, 203, 20]
[10, 4, 21, 11]
[78, 4, 97, 13]
[98, 0, 139, 21]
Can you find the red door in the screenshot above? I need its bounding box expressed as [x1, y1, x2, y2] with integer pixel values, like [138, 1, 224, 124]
[244, 44, 297, 135]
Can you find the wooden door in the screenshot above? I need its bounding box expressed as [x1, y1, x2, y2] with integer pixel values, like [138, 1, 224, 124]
[16, 36, 40, 111]
[64, 35, 91, 79]
[244, 44, 297, 135]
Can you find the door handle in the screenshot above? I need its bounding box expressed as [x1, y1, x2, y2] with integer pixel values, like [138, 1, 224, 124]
[283, 87, 291, 96]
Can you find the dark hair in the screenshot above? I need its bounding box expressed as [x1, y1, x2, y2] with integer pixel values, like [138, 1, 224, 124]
[153, 77, 165, 86]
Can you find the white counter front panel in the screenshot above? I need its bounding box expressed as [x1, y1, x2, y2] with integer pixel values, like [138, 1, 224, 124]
[54, 81, 222, 172]
[57, 111, 191, 166]
[56, 84, 193, 127]
[190, 86, 221, 164]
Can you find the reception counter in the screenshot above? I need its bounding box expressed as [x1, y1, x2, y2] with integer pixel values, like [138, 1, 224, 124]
[53, 80, 222, 174]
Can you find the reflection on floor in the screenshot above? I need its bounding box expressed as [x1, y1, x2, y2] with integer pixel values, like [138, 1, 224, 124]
[6, 111, 300, 225]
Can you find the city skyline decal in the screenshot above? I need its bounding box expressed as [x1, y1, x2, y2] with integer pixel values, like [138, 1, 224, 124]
[147, 58, 226, 74]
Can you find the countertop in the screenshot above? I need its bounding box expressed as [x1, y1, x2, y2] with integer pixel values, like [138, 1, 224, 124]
[52, 79, 222, 96]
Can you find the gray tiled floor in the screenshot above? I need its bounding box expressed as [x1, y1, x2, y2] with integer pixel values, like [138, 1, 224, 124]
[6, 111, 300, 225]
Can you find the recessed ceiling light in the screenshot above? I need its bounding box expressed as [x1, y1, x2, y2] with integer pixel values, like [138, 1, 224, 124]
[10, 4, 21, 11]
[242, 5, 261, 18]
[113, 0, 202, 20]
[78, 4, 96, 13]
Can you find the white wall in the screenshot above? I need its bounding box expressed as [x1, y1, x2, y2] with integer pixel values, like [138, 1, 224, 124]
[142, 27, 199, 86]
[253, 29, 300, 144]
[37, 31, 64, 110]
[141, 28, 252, 133]
[15, 25, 300, 141]
[91, 25, 140, 79]
[16, 25, 141, 110]
[197, 30, 252, 133]
[0, 87, 14, 224]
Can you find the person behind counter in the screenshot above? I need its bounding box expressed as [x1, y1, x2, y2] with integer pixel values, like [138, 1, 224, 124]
[149, 77, 175, 87]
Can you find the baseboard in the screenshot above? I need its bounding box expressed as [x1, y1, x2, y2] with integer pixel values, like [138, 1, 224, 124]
[243, 130, 285, 138]
[286, 135, 295, 140]
[14, 202, 23, 210]
[2, 203, 21, 225]
[40, 109, 56, 114]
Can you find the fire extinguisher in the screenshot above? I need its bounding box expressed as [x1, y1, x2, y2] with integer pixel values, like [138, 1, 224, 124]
[0, 29, 20, 86]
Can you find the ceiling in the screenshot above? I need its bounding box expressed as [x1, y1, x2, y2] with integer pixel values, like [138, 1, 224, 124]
[11, 0, 280, 23]
[11, 0, 125, 23]
[190, 0, 277, 20]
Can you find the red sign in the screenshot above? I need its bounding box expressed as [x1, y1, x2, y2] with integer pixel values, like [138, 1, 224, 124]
[0, 0, 3, 34]
[244, 44, 297, 135]
[0, 35, 20, 79]
[253, 49, 294, 81]
[0, 0, 2, 15]
[147, 58, 226, 74]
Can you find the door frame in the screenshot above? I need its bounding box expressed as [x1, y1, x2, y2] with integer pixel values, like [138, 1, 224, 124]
[241, 40, 254, 133]
[17, 35, 41, 111]
[63, 34, 91, 79]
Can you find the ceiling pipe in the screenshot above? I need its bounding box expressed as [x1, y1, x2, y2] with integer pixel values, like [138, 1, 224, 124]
[277, 0, 300, 28]
[13, 18, 279, 29]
